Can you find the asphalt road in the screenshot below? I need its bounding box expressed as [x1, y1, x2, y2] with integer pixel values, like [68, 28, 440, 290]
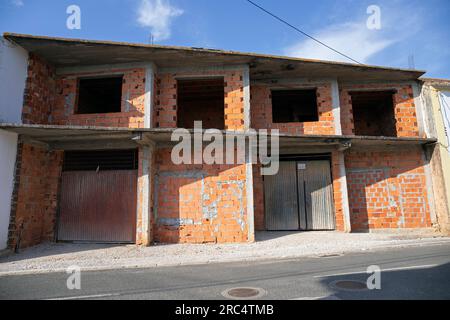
[1, 242, 449, 300]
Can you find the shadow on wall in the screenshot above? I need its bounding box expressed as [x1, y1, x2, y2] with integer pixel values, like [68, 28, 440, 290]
[317, 262, 450, 300]
[345, 147, 432, 232]
[153, 149, 249, 244]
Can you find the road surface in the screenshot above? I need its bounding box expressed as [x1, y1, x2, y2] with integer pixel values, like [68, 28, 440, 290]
[1, 242, 449, 300]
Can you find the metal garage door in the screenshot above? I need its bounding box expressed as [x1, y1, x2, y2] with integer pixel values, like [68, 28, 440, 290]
[264, 159, 335, 231]
[57, 150, 138, 243]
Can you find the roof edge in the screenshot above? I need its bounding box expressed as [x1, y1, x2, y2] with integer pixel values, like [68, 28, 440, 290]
[3, 32, 426, 77]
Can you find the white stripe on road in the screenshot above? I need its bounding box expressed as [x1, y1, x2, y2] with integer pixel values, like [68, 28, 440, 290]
[46, 293, 121, 300]
[313, 264, 439, 278]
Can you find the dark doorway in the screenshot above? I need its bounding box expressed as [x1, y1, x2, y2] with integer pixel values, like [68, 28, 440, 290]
[58, 150, 138, 243]
[351, 91, 397, 137]
[177, 78, 225, 129]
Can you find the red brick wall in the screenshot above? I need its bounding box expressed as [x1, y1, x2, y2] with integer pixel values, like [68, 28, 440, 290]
[340, 84, 420, 137]
[154, 69, 245, 130]
[346, 147, 431, 230]
[22, 54, 56, 124]
[52, 69, 146, 128]
[8, 144, 63, 249]
[153, 149, 249, 243]
[253, 163, 265, 231]
[250, 83, 335, 135]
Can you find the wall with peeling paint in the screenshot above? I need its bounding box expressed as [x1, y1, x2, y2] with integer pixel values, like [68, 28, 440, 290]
[153, 149, 248, 243]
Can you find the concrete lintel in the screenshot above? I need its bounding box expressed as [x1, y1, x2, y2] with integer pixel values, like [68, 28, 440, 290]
[56, 62, 153, 76]
[251, 77, 335, 86]
[18, 135, 49, 149]
[158, 64, 249, 75]
[49, 139, 137, 151]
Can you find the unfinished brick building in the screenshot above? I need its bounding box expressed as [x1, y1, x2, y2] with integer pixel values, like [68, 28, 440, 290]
[0, 33, 445, 250]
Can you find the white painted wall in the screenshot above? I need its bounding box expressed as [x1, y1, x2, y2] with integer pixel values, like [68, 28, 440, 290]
[0, 37, 28, 250]
[0, 131, 18, 250]
[439, 91, 450, 153]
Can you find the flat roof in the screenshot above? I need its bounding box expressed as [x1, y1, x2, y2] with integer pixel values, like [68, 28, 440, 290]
[3, 33, 425, 82]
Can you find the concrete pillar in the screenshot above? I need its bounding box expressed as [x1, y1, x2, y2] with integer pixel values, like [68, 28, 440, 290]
[246, 146, 255, 243]
[331, 79, 343, 135]
[337, 151, 352, 232]
[136, 141, 155, 246]
[243, 65, 251, 131]
[144, 63, 157, 129]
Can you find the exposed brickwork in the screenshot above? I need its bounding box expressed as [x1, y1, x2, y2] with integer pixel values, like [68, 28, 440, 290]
[22, 54, 56, 124]
[250, 83, 335, 135]
[154, 69, 245, 130]
[340, 84, 420, 137]
[253, 163, 265, 231]
[153, 149, 248, 243]
[52, 69, 146, 128]
[8, 144, 63, 249]
[346, 147, 431, 230]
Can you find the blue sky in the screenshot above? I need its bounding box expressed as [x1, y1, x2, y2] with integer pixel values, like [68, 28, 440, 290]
[1, 0, 449, 78]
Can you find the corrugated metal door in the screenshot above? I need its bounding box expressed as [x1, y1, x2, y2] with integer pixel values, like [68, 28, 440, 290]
[301, 161, 336, 230]
[264, 159, 335, 231]
[264, 161, 299, 230]
[57, 150, 138, 243]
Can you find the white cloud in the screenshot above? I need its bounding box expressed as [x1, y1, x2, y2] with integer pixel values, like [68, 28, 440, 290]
[284, 22, 395, 64]
[12, 0, 24, 7]
[137, 0, 183, 41]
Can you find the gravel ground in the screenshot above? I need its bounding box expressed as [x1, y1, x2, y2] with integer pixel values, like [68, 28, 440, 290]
[1, 231, 449, 275]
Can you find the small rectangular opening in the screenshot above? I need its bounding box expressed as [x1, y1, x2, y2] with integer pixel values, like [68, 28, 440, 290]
[350, 90, 397, 137]
[63, 149, 138, 172]
[177, 78, 225, 129]
[272, 89, 319, 123]
[76, 76, 123, 114]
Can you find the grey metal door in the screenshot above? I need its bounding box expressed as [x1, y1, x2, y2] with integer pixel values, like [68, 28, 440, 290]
[299, 161, 336, 230]
[264, 161, 299, 230]
[264, 160, 335, 231]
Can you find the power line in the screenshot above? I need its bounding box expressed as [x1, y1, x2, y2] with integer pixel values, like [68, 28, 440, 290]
[245, 0, 363, 65]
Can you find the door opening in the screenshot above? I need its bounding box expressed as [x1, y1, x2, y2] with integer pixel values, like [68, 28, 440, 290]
[264, 158, 335, 231]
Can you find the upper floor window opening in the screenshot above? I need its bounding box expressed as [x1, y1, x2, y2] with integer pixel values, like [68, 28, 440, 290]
[271, 89, 319, 123]
[76, 75, 123, 114]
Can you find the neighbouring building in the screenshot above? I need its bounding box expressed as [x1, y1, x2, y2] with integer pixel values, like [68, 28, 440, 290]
[0, 33, 447, 251]
[421, 78, 450, 233]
